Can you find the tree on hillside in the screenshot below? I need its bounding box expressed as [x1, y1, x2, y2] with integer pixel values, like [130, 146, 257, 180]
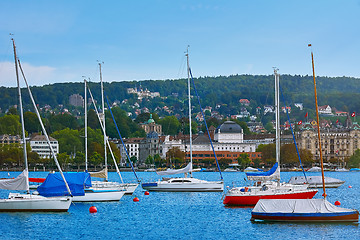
[218, 158, 232, 168]
[237, 153, 251, 169]
[166, 147, 185, 167]
[105, 107, 145, 138]
[48, 113, 79, 132]
[51, 128, 82, 155]
[261, 143, 276, 167]
[159, 116, 180, 135]
[7, 107, 17, 115]
[24, 111, 41, 134]
[89, 152, 103, 170]
[349, 149, 360, 168]
[73, 151, 85, 170]
[0, 114, 21, 135]
[87, 109, 101, 129]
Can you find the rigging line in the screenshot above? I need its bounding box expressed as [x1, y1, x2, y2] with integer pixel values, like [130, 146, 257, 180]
[104, 92, 140, 182]
[176, 54, 187, 80]
[279, 83, 308, 181]
[18, 59, 72, 196]
[189, 68, 223, 180]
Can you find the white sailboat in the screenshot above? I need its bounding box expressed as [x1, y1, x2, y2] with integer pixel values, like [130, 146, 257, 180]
[0, 38, 72, 212]
[141, 48, 224, 192]
[91, 64, 138, 194]
[70, 78, 126, 202]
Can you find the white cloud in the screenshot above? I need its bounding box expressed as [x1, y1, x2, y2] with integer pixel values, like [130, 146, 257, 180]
[0, 61, 56, 87]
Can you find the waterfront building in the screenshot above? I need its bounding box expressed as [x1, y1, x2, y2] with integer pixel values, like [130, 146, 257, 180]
[29, 134, 59, 159]
[116, 138, 142, 167]
[296, 121, 360, 162]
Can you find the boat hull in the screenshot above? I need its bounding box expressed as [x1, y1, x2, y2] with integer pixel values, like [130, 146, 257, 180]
[0, 193, 72, 212]
[72, 189, 125, 202]
[251, 211, 359, 222]
[142, 179, 224, 192]
[223, 190, 318, 206]
[91, 181, 138, 195]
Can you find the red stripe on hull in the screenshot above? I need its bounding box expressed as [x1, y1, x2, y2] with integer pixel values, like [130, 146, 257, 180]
[251, 213, 359, 222]
[223, 191, 317, 206]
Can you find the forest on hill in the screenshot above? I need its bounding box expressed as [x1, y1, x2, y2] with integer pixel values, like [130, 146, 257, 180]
[1, 74, 360, 122]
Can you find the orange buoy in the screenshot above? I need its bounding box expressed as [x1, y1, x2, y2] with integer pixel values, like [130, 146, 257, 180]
[335, 201, 341, 206]
[89, 206, 97, 213]
[133, 197, 140, 202]
[349, 185, 353, 188]
[144, 191, 150, 195]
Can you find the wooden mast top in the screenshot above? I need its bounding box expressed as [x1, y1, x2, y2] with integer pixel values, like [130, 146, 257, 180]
[309, 44, 327, 199]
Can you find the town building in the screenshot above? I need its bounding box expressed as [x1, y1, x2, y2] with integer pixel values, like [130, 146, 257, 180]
[0, 134, 21, 146]
[318, 105, 332, 115]
[239, 99, 250, 106]
[161, 121, 258, 164]
[296, 121, 360, 163]
[69, 94, 84, 107]
[127, 87, 160, 100]
[138, 131, 163, 165]
[116, 138, 142, 167]
[29, 134, 59, 159]
[139, 114, 162, 135]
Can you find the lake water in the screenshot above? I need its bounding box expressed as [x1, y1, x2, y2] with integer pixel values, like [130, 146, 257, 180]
[0, 170, 359, 240]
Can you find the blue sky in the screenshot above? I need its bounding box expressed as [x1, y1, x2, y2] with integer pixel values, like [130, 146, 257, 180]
[0, 0, 359, 87]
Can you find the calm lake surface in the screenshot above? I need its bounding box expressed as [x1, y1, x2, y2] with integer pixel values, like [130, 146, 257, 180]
[0, 170, 359, 240]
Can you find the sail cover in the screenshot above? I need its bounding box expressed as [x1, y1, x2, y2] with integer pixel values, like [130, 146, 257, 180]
[0, 169, 29, 190]
[253, 199, 357, 215]
[156, 162, 192, 176]
[38, 172, 92, 197]
[89, 168, 108, 179]
[246, 162, 280, 181]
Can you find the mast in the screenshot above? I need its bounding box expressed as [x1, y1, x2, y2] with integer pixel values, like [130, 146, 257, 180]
[309, 44, 326, 199]
[186, 47, 193, 177]
[18, 60, 72, 196]
[84, 78, 88, 171]
[12, 38, 29, 193]
[99, 62, 108, 181]
[274, 69, 281, 179]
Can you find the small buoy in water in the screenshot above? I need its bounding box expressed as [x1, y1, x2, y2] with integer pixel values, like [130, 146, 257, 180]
[133, 197, 139, 202]
[89, 206, 97, 213]
[349, 185, 353, 188]
[335, 201, 341, 206]
[144, 191, 149, 195]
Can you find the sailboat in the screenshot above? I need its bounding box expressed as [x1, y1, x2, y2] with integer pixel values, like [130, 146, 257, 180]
[250, 45, 359, 222]
[0, 38, 72, 212]
[141, 48, 224, 192]
[223, 69, 317, 206]
[65, 78, 126, 202]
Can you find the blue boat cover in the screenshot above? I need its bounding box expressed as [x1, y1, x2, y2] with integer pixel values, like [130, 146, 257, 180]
[246, 162, 278, 177]
[37, 172, 92, 197]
